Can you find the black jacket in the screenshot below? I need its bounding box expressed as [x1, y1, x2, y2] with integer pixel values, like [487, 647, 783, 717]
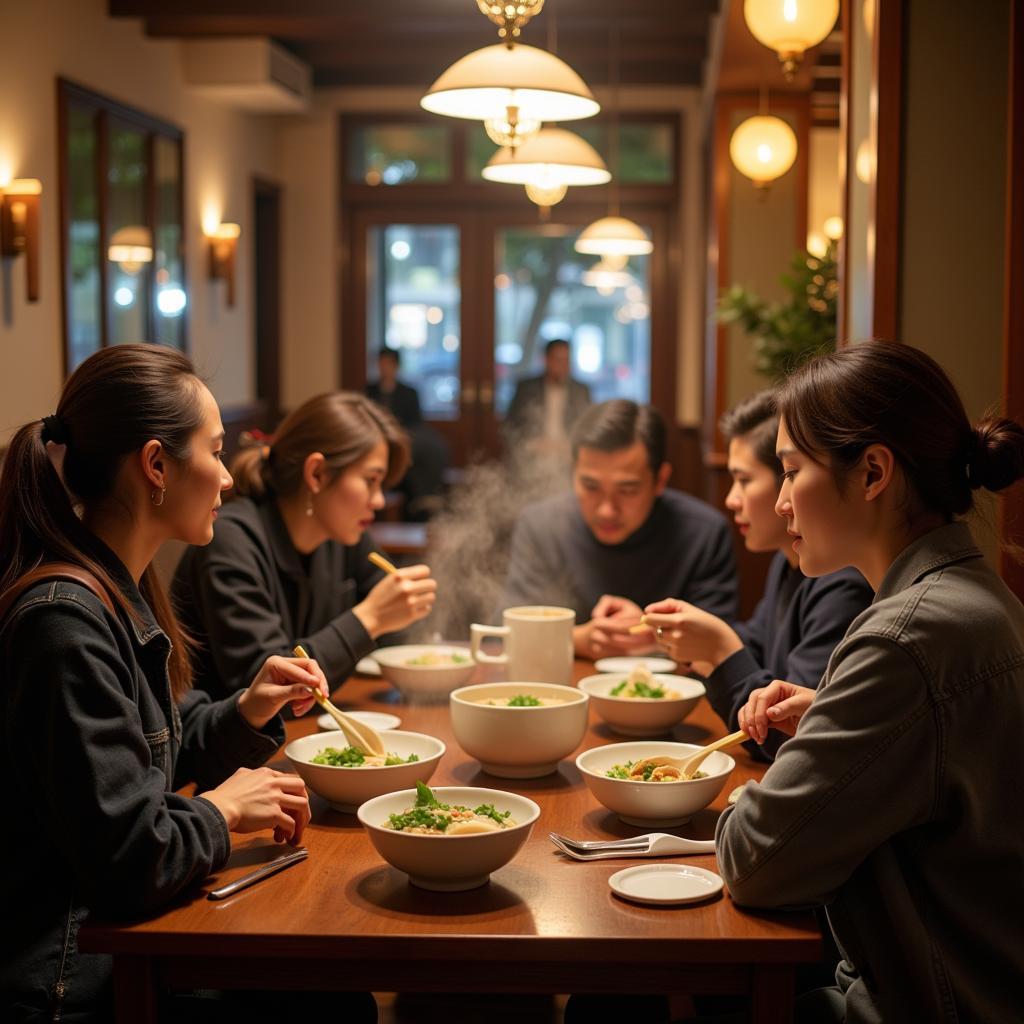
[172, 496, 383, 698]
[707, 552, 873, 761]
[366, 380, 422, 428]
[504, 375, 592, 442]
[0, 539, 283, 1022]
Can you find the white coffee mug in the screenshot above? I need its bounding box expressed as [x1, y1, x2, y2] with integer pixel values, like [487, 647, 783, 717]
[470, 606, 576, 684]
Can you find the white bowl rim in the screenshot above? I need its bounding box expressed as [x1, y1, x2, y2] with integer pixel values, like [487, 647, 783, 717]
[450, 681, 588, 706]
[575, 742, 735, 784]
[285, 729, 446, 769]
[371, 644, 474, 669]
[577, 673, 706, 702]
[357, 786, 541, 837]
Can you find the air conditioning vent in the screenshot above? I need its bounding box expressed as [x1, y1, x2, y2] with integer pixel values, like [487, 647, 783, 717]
[182, 38, 311, 113]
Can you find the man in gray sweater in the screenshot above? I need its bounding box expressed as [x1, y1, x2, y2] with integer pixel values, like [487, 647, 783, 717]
[502, 400, 738, 658]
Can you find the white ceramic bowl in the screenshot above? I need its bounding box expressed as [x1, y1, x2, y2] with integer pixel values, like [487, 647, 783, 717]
[449, 682, 589, 778]
[285, 730, 444, 813]
[577, 673, 706, 737]
[357, 786, 540, 891]
[371, 644, 476, 703]
[576, 740, 735, 827]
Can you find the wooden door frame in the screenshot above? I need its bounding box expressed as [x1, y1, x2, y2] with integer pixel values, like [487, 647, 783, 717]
[252, 176, 283, 423]
[1003, 0, 1024, 599]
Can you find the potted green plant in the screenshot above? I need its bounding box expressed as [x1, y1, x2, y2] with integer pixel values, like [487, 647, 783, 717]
[716, 243, 838, 380]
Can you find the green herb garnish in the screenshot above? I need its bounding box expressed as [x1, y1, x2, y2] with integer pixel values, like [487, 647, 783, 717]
[632, 681, 666, 699]
[473, 803, 512, 825]
[387, 807, 452, 832]
[609, 680, 627, 696]
[312, 745, 366, 766]
[507, 694, 542, 707]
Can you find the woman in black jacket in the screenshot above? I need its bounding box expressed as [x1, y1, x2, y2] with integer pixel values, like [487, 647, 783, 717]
[172, 392, 437, 700]
[0, 345, 335, 1022]
[643, 391, 873, 760]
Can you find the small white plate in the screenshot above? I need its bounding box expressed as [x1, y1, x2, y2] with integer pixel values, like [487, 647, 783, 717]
[594, 656, 677, 675]
[608, 863, 724, 906]
[317, 710, 401, 733]
[355, 656, 382, 677]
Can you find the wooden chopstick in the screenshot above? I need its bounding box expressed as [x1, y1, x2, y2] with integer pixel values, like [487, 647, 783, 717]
[368, 551, 398, 575]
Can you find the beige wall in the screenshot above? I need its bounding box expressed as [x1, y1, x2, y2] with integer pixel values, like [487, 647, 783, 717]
[0, 0, 282, 443]
[724, 106, 804, 409]
[277, 85, 708, 425]
[899, 0, 1008, 421]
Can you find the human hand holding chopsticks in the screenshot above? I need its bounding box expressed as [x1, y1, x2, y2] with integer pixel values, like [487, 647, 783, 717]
[237, 653, 329, 729]
[353, 558, 437, 637]
[575, 595, 659, 658]
[642, 598, 744, 670]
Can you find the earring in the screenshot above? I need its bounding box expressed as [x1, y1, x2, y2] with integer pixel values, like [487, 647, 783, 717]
[151, 487, 166, 507]
[305, 492, 314, 517]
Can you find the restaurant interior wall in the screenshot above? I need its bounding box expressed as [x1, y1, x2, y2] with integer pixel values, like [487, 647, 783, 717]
[0, 0, 283, 444]
[897, 0, 1009, 567]
[277, 85, 707, 430]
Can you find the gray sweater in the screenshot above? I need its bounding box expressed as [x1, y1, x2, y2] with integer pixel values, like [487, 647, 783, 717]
[501, 489, 738, 622]
[716, 522, 1024, 1023]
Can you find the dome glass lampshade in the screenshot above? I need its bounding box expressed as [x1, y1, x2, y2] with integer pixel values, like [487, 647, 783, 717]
[575, 215, 652, 257]
[743, 0, 840, 78]
[421, 43, 600, 124]
[482, 127, 610, 187]
[108, 225, 153, 274]
[729, 115, 798, 186]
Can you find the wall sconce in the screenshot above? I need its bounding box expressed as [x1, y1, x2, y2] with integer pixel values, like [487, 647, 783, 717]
[207, 223, 240, 306]
[108, 225, 153, 274]
[0, 178, 43, 302]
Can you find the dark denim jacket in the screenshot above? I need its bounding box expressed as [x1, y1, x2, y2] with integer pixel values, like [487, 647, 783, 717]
[0, 544, 284, 1022]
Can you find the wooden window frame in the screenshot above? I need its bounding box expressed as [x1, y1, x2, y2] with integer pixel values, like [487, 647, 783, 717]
[57, 77, 186, 374]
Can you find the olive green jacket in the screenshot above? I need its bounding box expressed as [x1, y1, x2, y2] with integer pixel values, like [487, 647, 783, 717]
[716, 522, 1024, 1023]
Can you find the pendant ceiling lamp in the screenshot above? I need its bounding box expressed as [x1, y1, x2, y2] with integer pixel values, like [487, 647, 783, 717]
[483, 126, 610, 187]
[729, 113, 798, 187]
[421, 1, 599, 150]
[575, 24, 653, 260]
[743, 0, 840, 79]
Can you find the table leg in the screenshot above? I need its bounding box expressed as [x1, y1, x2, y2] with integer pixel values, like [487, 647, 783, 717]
[112, 954, 158, 1023]
[751, 964, 795, 1024]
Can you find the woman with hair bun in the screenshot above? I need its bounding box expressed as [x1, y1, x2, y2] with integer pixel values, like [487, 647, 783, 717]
[719, 341, 1024, 1023]
[0, 345, 346, 1021]
[642, 390, 872, 761]
[173, 392, 437, 699]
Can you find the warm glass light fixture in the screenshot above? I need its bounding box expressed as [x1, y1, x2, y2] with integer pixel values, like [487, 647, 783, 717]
[576, 215, 652, 257]
[581, 256, 635, 295]
[422, 43, 599, 127]
[476, 0, 545, 41]
[483, 127, 609, 187]
[575, 25, 653, 260]
[107, 225, 154, 274]
[524, 181, 568, 207]
[421, 1, 598, 150]
[743, 0, 840, 79]
[729, 114, 798, 187]
[823, 215, 843, 240]
[207, 223, 241, 306]
[0, 177, 43, 302]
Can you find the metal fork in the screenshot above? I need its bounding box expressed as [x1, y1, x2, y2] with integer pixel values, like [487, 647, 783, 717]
[548, 831, 715, 859]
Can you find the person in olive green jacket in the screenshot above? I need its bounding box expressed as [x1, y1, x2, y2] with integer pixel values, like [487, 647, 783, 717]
[719, 342, 1024, 1024]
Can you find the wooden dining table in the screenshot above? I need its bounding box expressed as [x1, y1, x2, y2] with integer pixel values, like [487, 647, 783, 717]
[79, 660, 822, 1023]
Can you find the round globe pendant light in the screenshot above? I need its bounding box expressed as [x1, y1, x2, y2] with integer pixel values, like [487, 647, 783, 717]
[729, 114, 798, 187]
[524, 182, 568, 207]
[483, 126, 610, 187]
[421, 42, 599, 128]
[576, 215, 652, 257]
[743, 0, 840, 79]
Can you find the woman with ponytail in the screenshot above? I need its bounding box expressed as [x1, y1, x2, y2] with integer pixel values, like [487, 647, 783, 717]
[172, 392, 437, 699]
[718, 341, 1024, 1023]
[0, 345, 344, 1022]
